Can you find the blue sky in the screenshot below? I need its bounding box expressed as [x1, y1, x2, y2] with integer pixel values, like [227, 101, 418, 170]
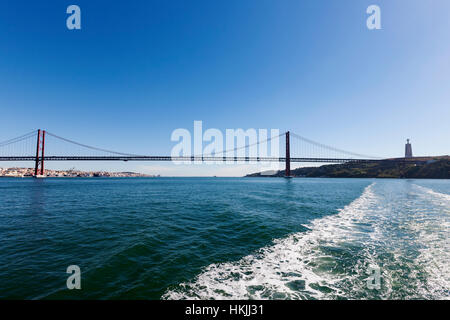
[1, 1, 449, 176]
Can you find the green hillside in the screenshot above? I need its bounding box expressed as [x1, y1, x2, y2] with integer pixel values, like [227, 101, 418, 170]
[246, 157, 450, 179]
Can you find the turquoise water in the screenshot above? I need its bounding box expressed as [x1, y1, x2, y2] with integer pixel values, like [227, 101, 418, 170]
[0, 177, 448, 299]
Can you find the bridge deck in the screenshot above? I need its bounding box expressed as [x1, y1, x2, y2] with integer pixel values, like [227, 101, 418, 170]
[0, 156, 405, 163]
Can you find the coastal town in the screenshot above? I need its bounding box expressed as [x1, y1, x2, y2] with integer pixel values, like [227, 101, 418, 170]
[0, 167, 155, 178]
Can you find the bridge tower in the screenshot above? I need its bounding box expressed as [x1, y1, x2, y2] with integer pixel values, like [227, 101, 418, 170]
[34, 129, 46, 176]
[285, 131, 291, 177]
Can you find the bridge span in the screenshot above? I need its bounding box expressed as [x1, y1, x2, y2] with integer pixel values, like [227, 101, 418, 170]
[0, 156, 386, 163]
[0, 129, 407, 177]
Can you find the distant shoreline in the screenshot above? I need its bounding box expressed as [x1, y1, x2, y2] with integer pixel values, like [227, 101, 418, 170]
[0, 176, 156, 178]
[246, 157, 450, 179]
[1, 176, 449, 180]
[0, 167, 157, 178]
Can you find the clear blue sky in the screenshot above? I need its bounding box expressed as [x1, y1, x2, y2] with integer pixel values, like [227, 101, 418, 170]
[0, 0, 449, 176]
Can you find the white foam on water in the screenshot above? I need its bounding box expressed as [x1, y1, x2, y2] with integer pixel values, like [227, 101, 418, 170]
[409, 184, 450, 299]
[163, 184, 381, 299]
[163, 182, 450, 300]
[414, 184, 450, 203]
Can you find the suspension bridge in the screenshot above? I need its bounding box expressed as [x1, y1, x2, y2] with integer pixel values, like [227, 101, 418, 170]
[0, 129, 403, 177]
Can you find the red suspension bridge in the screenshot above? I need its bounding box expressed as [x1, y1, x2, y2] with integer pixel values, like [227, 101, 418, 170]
[0, 129, 403, 177]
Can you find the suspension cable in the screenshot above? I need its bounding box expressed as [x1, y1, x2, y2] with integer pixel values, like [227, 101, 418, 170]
[45, 131, 144, 157]
[46, 130, 284, 158]
[192, 132, 285, 157]
[3, 130, 377, 160]
[290, 132, 379, 159]
[0, 130, 37, 147]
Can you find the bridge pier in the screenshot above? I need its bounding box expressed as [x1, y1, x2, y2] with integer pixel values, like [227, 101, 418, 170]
[285, 131, 291, 177]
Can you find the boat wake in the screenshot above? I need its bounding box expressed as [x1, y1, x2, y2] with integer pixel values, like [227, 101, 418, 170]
[164, 184, 379, 299]
[163, 182, 450, 300]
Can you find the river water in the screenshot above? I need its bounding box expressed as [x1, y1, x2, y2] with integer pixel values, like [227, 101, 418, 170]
[0, 177, 448, 299]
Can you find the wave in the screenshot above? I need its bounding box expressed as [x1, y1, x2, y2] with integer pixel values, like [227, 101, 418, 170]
[409, 184, 450, 299]
[163, 181, 450, 300]
[413, 184, 450, 203]
[163, 184, 380, 299]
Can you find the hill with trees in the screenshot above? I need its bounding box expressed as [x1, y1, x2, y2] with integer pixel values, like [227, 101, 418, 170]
[246, 157, 450, 179]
